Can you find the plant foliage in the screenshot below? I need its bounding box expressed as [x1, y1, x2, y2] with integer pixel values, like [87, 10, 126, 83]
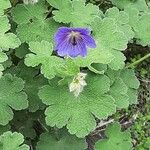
[0, 0, 149, 149]
[95, 123, 132, 150]
[0, 131, 29, 150]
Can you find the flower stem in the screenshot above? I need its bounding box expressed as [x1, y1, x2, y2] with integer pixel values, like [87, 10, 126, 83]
[37, 119, 49, 132]
[127, 53, 150, 68]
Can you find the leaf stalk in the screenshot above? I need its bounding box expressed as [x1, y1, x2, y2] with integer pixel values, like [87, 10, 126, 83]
[127, 53, 150, 68]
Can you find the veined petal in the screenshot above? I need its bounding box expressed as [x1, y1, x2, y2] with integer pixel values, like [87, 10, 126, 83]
[54, 27, 96, 58]
[54, 27, 70, 43]
[55, 34, 68, 45]
[82, 34, 96, 48]
[68, 41, 87, 57]
[77, 41, 87, 57]
[56, 38, 70, 56]
[68, 45, 80, 58]
[56, 27, 71, 34]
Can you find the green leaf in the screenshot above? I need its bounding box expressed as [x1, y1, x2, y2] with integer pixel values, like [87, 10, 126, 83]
[111, 0, 148, 11]
[106, 68, 139, 107]
[109, 78, 129, 108]
[11, 1, 47, 24]
[105, 68, 120, 85]
[50, 0, 99, 27]
[105, 7, 134, 40]
[95, 122, 132, 150]
[17, 18, 60, 44]
[0, 16, 21, 51]
[92, 18, 128, 51]
[37, 131, 87, 150]
[90, 63, 107, 74]
[73, 48, 114, 69]
[39, 73, 116, 137]
[110, 0, 132, 9]
[130, 0, 149, 12]
[106, 7, 129, 24]
[11, 62, 47, 112]
[121, 69, 140, 89]
[0, 33, 21, 51]
[15, 43, 30, 59]
[10, 111, 37, 139]
[0, 74, 28, 125]
[25, 40, 64, 80]
[124, 6, 139, 28]
[57, 58, 80, 78]
[0, 0, 11, 16]
[46, 0, 70, 9]
[0, 50, 8, 63]
[125, 5, 150, 46]
[120, 69, 140, 104]
[108, 50, 126, 70]
[0, 131, 29, 150]
[106, 69, 140, 105]
[0, 125, 10, 136]
[134, 13, 150, 46]
[0, 64, 4, 78]
[2, 57, 12, 69]
[0, 16, 10, 34]
[91, 18, 128, 70]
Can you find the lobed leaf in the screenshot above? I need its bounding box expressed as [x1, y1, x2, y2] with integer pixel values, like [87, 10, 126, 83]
[120, 69, 140, 104]
[17, 19, 60, 44]
[11, 1, 47, 24]
[105, 7, 134, 41]
[0, 125, 10, 136]
[106, 68, 140, 106]
[46, 0, 70, 9]
[10, 111, 38, 139]
[95, 122, 132, 150]
[25, 40, 64, 80]
[49, 0, 99, 27]
[15, 43, 30, 59]
[91, 18, 128, 70]
[0, 16, 21, 51]
[134, 13, 150, 46]
[37, 131, 87, 150]
[39, 73, 116, 137]
[0, 64, 4, 78]
[7, 62, 48, 112]
[108, 50, 126, 70]
[124, 5, 150, 46]
[0, 0, 11, 16]
[73, 49, 114, 69]
[0, 131, 29, 150]
[111, 0, 148, 11]
[0, 74, 28, 125]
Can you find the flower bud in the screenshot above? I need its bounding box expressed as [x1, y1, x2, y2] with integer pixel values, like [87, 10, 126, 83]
[69, 72, 87, 97]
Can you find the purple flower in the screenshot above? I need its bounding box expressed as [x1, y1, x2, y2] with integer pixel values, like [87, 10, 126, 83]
[54, 27, 96, 58]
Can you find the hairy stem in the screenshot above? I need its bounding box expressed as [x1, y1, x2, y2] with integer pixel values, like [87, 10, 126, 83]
[127, 53, 150, 68]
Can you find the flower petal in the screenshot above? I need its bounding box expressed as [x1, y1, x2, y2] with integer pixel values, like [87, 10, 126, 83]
[71, 28, 91, 35]
[54, 27, 96, 58]
[78, 41, 87, 57]
[68, 41, 87, 57]
[82, 34, 96, 48]
[56, 27, 71, 34]
[54, 27, 71, 43]
[68, 45, 80, 58]
[56, 38, 70, 56]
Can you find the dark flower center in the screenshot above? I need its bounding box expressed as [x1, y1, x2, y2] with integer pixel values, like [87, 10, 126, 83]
[68, 31, 81, 46]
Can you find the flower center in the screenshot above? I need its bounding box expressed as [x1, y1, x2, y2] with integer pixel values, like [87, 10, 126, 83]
[68, 31, 81, 46]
